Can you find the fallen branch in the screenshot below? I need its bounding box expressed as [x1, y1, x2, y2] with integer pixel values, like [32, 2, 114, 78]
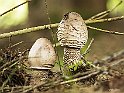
[94, 49, 124, 64]
[0, 23, 59, 39]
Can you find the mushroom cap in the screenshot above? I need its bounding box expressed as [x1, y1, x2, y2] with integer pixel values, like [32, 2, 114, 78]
[28, 38, 56, 70]
[57, 12, 88, 48]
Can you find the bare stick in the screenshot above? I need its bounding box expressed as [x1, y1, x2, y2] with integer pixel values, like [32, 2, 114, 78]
[94, 49, 124, 64]
[83, 38, 94, 55]
[0, 0, 31, 17]
[10, 41, 24, 48]
[87, 0, 123, 20]
[87, 25, 124, 35]
[109, 58, 124, 67]
[60, 71, 100, 84]
[85, 16, 124, 24]
[0, 23, 59, 39]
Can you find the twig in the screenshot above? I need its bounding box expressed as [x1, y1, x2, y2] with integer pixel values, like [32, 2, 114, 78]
[0, 59, 17, 71]
[94, 49, 124, 65]
[10, 41, 24, 48]
[72, 70, 96, 78]
[0, 23, 59, 39]
[23, 81, 53, 93]
[109, 58, 124, 67]
[0, 68, 17, 92]
[60, 71, 100, 84]
[87, 25, 124, 35]
[85, 16, 124, 24]
[0, 0, 31, 17]
[87, 0, 122, 20]
[83, 38, 94, 55]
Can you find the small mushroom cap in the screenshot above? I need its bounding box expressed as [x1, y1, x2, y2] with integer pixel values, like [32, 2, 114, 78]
[28, 38, 56, 69]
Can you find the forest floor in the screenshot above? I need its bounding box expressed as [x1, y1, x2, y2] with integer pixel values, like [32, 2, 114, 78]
[0, 44, 124, 93]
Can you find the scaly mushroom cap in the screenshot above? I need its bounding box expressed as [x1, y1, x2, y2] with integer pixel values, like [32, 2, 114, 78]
[57, 12, 88, 48]
[28, 38, 56, 70]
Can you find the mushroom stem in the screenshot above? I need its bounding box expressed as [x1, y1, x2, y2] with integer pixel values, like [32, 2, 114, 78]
[64, 47, 81, 65]
[63, 47, 81, 76]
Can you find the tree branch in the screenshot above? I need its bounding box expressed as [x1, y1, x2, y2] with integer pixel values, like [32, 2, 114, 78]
[0, 16, 124, 39]
[0, 23, 59, 39]
[85, 16, 124, 24]
[87, 26, 124, 35]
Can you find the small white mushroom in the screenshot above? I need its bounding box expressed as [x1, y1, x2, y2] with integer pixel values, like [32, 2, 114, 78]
[28, 38, 56, 70]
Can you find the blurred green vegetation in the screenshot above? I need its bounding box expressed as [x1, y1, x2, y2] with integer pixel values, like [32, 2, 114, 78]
[0, 0, 28, 28]
[107, 0, 124, 15]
